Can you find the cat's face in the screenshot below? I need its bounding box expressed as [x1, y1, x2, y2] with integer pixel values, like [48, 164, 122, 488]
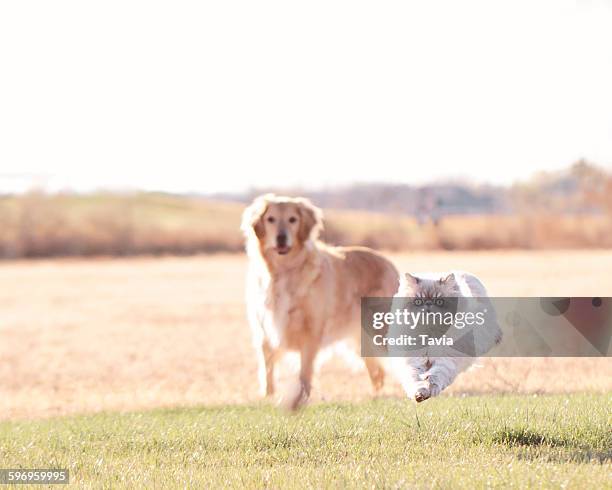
[398, 273, 461, 309]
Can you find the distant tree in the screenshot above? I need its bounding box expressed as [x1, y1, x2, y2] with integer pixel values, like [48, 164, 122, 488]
[571, 159, 612, 217]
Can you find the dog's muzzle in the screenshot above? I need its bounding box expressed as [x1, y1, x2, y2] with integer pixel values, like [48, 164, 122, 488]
[276, 233, 290, 254]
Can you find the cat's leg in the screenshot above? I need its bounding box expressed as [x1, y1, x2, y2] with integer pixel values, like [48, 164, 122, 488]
[388, 357, 430, 402]
[423, 357, 471, 397]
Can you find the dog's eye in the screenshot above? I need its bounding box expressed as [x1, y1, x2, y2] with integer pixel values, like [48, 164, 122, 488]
[288, 216, 297, 224]
[267, 216, 276, 223]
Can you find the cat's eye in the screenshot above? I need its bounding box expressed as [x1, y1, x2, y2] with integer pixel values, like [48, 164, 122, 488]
[414, 298, 423, 306]
[288, 216, 297, 224]
[267, 216, 276, 223]
[435, 298, 445, 307]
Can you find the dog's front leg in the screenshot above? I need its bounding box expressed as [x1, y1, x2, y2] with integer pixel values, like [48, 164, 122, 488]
[257, 340, 277, 397]
[286, 335, 319, 411]
[364, 357, 385, 393]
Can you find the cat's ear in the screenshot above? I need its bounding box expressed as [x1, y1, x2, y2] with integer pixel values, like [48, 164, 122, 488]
[404, 273, 421, 285]
[439, 273, 455, 285]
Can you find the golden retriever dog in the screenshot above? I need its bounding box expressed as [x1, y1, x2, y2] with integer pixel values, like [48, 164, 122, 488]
[241, 194, 399, 409]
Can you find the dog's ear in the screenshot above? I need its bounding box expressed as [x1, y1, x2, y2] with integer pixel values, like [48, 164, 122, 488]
[296, 198, 323, 242]
[241, 194, 273, 240]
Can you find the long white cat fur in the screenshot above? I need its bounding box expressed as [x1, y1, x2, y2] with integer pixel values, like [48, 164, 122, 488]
[386, 271, 501, 402]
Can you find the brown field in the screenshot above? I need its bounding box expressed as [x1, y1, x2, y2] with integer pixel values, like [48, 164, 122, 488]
[1, 250, 611, 421]
[2, 192, 612, 259]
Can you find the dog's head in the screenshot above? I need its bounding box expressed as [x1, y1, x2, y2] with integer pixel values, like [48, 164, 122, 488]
[241, 194, 323, 256]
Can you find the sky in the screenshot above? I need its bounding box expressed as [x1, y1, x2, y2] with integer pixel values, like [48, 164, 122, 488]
[1, 0, 611, 194]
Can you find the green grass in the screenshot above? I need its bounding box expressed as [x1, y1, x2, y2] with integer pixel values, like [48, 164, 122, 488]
[1, 395, 610, 489]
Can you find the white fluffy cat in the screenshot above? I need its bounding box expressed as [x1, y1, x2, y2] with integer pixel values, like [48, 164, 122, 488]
[387, 271, 502, 402]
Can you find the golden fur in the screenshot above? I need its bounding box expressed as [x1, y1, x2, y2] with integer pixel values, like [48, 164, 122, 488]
[241, 194, 399, 409]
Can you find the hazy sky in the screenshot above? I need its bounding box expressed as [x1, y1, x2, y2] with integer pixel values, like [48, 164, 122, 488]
[1, 1, 611, 194]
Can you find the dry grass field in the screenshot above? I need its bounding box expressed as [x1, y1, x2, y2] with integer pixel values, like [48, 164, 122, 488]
[2, 193, 611, 259]
[1, 250, 611, 421]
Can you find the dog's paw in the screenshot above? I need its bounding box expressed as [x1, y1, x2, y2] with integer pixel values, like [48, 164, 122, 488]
[279, 381, 310, 411]
[371, 374, 385, 394]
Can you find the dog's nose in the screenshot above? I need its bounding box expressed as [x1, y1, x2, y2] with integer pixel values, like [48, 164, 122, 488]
[276, 233, 288, 247]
